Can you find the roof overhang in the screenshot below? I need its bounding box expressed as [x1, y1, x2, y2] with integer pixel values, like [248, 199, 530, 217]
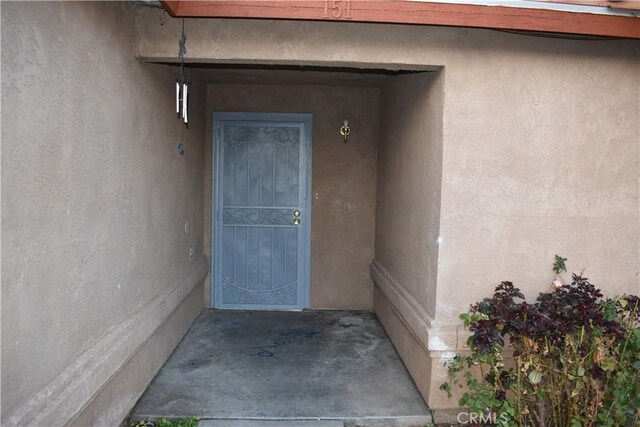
[159, 0, 640, 39]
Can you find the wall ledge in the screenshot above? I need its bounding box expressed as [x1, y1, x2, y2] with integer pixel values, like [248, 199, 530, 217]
[370, 259, 433, 343]
[5, 256, 209, 427]
[371, 259, 468, 356]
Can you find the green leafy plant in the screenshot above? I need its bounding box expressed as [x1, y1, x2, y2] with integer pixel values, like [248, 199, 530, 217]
[553, 254, 568, 275]
[440, 257, 639, 427]
[131, 417, 199, 427]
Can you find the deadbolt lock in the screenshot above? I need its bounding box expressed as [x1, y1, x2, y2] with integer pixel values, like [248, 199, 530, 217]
[293, 218, 301, 225]
[293, 210, 301, 217]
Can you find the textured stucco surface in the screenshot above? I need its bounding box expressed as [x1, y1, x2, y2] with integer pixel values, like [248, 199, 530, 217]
[435, 53, 640, 321]
[137, 10, 640, 298]
[2, 1, 206, 423]
[371, 71, 445, 408]
[72, 281, 204, 426]
[376, 72, 443, 319]
[204, 83, 379, 309]
[373, 286, 433, 403]
[0, 4, 636, 421]
[136, 13, 640, 409]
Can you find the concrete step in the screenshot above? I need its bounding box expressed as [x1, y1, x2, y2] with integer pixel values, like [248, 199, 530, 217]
[198, 415, 433, 427]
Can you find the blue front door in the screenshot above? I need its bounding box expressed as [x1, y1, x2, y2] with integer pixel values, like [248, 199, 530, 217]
[213, 113, 312, 309]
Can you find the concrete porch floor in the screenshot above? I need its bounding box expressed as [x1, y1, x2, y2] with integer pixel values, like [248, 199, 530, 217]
[131, 310, 431, 426]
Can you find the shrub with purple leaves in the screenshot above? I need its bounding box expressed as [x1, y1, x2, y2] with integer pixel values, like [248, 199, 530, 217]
[440, 258, 639, 427]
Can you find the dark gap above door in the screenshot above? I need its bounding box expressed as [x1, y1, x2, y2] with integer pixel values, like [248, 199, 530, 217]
[149, 62, 438, 88]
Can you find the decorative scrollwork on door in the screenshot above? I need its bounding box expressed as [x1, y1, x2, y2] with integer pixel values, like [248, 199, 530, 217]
[224, 126, 300, 151]
[223, 208, 294, 225]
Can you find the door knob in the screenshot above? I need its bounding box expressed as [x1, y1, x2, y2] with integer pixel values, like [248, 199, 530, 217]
[293, 210, 301, 217]
[293, 218, 301, 225]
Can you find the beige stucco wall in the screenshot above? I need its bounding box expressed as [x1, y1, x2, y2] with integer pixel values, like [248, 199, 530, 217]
[136, 10, 640, 296]
[1, 2, 207, 425]
[375, 72, 443, 319]
[372, 71, 444, 408]
[435, 55, 640, 321]
[0, 5, 635, 423]
[204, 83, 379, 309]
[137, 12, 639, 411]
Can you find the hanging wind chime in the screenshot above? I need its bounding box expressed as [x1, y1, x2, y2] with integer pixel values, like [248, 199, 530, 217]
[175, 19, 189, 154]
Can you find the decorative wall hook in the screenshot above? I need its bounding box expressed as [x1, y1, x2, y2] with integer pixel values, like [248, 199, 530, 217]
[339, 120, 350, 143]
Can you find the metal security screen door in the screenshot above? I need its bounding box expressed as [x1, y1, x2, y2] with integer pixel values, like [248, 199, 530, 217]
[213, 113, 312, 309]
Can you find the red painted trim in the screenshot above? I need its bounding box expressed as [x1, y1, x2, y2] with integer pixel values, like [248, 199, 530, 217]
[160, 0, 640, 39]
[160, 0, 180, 17]
[533, 0, 640, 12]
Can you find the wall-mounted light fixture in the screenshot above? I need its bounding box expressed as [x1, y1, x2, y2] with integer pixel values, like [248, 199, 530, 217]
[339, 120, 350, 143]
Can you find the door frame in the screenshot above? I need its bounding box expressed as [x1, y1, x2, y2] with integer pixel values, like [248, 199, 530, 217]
[211, 112, 313, 309]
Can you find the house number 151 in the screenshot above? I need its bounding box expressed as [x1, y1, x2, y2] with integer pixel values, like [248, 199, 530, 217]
[323, 0, 352, 19]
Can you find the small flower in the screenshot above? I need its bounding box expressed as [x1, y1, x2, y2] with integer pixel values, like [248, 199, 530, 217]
[553, 278, 564, 288]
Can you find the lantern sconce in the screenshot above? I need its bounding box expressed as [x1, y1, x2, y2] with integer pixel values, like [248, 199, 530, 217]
[339, 120, 350, 143]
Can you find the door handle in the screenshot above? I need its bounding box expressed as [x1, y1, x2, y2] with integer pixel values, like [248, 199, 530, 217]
[293, 210, 301, 217]
[293, 218, 301, 225]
